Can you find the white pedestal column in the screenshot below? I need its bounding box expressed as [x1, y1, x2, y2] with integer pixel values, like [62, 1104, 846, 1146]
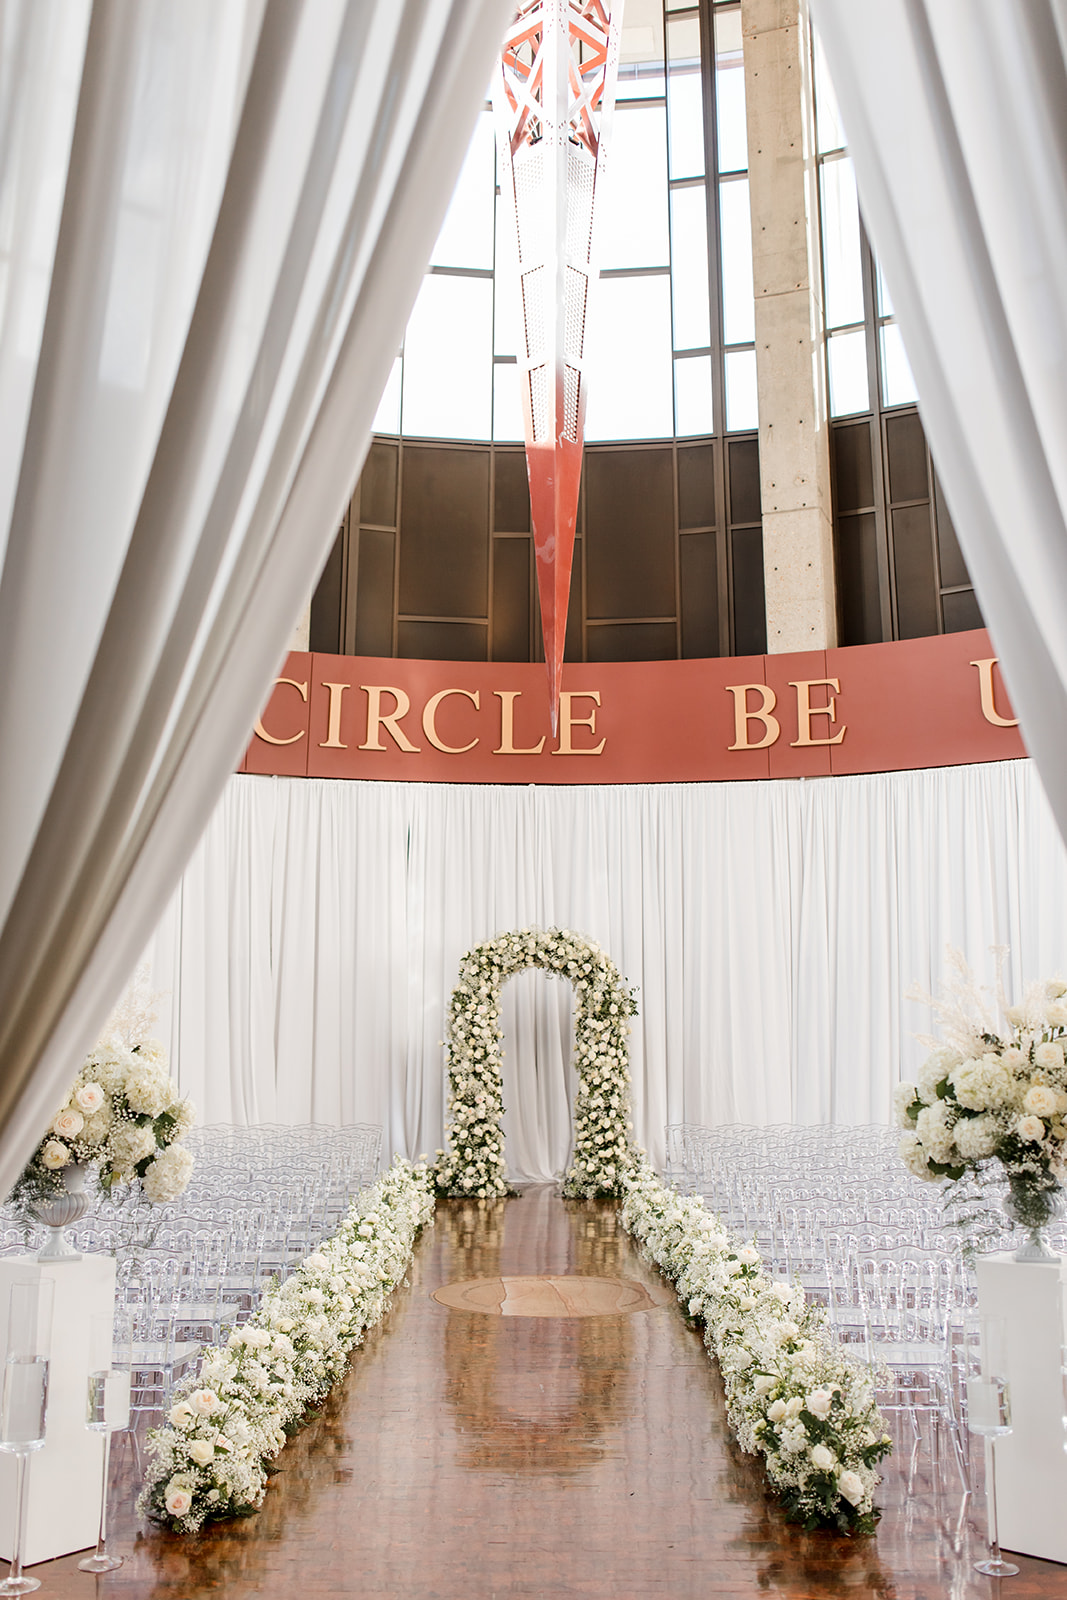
[0, 1254, 116, 1566]
[975, 1253, 1067, 1565]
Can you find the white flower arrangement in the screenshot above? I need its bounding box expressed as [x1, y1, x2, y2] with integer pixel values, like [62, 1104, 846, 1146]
[139, 1158, 435, 1532]
[898, 952, 1067, 1232]
[433, 928, 638, 1200]
[9, 969, 195, 1212]
[620, 1161, 891, 1535]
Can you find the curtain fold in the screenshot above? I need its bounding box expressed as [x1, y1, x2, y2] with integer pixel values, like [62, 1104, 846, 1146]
[143, 762, 1067, 1180]
[809, 0, 1067, 846]
[0, 0, 513, 1198]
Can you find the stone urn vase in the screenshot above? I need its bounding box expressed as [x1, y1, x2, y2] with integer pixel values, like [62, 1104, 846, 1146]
[30, 1163, 92, 1260]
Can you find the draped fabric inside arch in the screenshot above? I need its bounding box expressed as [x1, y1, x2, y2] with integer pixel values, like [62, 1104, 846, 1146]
[809, 0, 1067, 848]
[0, 0, 512, 1199]
[142, 760, 1067, 1181]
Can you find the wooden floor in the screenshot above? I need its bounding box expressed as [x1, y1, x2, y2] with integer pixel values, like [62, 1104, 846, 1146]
[25, 1187, 1067, 1598]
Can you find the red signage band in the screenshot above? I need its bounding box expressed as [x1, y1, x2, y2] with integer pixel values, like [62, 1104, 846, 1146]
[241, 628, 1025, 784]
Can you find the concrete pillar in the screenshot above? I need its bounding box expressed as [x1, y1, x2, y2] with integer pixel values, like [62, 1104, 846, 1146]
[742, 0, 836, 651]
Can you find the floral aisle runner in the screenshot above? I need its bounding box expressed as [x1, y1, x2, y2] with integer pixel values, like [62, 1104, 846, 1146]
[140, 1159, 435, 1531]
[620, 1162, 891, 1534]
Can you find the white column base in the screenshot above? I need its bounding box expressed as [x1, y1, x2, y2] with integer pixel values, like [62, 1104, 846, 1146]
[975, 1252, 1067, 1565]
[0, 1254, 116, 1566]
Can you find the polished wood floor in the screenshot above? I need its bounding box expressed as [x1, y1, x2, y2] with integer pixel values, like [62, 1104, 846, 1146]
[24, 1187, 1067, 1598]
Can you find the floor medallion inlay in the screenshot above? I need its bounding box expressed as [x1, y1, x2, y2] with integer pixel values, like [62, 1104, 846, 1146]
[431, 1272, 674, 1317]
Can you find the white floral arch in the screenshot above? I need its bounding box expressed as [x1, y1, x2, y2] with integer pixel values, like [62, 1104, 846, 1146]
[433, 928, 638, 1199]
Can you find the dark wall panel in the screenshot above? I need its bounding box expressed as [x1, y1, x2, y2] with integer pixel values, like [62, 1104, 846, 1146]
[885, 412, 928, 503]
[493, 451, 530, 532]
[680, 534, 719, 657]
[832, 422, 874, 513]
[309, 529, 344, 654]
[731, 525, 766, 654]
[678, 444, 716, 529]
[360, 442, 398, 527]
[397, 620, 488, 660]
[933, 477, 971, 589]
[728, 438, 761, 524]
[941, 589, 984, 633]
[353, 528, 395, 657]
[586, 621, 677, 662]
[893, 503, 939, 639]
[836, 511, 881, 646]
[398, 447, 489, 618]
[584, 448, 675, 619]
[491, 537, 530, 662]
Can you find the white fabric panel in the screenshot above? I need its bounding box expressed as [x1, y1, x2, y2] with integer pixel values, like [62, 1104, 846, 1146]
[142, 761, 1067, 1181]
[0, 0, 513, 1198]
[809, 1, 1067, 847]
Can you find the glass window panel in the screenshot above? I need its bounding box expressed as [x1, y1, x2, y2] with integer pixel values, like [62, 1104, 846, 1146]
[494, 194, 523, 356]
[493, 363, 524, 442]
[615, 68, 667, 100]
[827, 328, 869, 416]
[597, 104, 669, 268]
[585, 275, 674, 441]
[373, 355, 402, 435]
[813, 29, 846, 154]
[431, 110, 494, 269]
[876, 259, 894, 317]
[401, 275, 493, 440]
[669, 186, 711, 350]
[880, 321, 918, 407]
[674, 354, 714, 436]
[724, 347, 758, 431]
[714, 9, 747, 173]
[819, 156, 864, 327]
[667, 17, 705, 179]
[719, 178, 755, 344]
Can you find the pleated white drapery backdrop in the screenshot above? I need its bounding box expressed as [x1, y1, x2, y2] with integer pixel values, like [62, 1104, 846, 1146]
[142, 760, 1067, 1181]
[809, 1, 1067, 849]
[0, 0, 512, 1199]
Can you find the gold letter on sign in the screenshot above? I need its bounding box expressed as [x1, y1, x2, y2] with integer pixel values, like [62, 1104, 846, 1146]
[359, 686, 421, 753]
[970, 658, 1019, 727]
[319, 681, 351, 749]
[789, 678, 846, 747]
[494, 691, 546, 755]
[553, 690, 606, 755]
[254, 678, 308, 745]
[726, 684, 780, 751]
[422, 689, 480, 754]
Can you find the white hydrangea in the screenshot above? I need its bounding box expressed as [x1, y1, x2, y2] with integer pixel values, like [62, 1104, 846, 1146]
[915, 1102, 956, 1163]
[109, 1120, 157, 1174]
[141, 1143, 194, 1203]
[124, 1064, 172, 1118]
[950, 1053, 1016, 1112]
[952, 1113, 1000, 1161]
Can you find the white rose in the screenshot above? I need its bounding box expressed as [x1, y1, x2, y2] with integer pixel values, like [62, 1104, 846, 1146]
[810, 1443, 836, 1470]
[1016, 1114, 1046, 1142]
[1034, 1042, 1065, 1072]
[806, 1388, 834, 1419]
[1024, 1083, 1059, 1117]
[767, 1399, 787, 1422]
[52, 1107, 84, 1140]
[73, 1082, 105, 1114]
[837, 1469, 865, 1506]
[40, 1139, 70, 1170]
[186, 1439, 215, 1467]
[168, 1400, 195, 1428]
[189, 1389, 220, 1415]
[737, 1246, 760, 1266]
[784, 1397, 804, 1418]
[164, 1483, 193, 1517]
[753, 1375, 776, 1396]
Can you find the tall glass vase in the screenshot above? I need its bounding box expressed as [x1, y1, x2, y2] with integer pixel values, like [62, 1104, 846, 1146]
[1003, 1171, 1062, 1262]
[0, 1277, 54, 1596]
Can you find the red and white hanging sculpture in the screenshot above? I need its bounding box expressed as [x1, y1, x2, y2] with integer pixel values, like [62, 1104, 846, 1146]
[494, 0, 623, 732]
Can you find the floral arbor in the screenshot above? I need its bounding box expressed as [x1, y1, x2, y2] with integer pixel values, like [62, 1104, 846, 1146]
[433, 928, 637, 1198]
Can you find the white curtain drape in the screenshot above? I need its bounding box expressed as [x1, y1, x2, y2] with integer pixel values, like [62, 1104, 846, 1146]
[142, 761, 1067, 1180]
[809, 0, 1067, 847]
[0, 0, 512, 1198]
